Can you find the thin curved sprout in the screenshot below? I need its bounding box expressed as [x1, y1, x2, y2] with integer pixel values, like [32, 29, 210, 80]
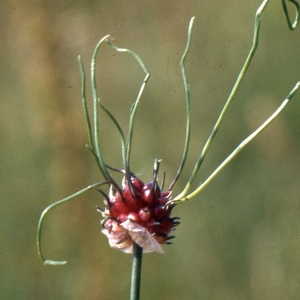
[282, 0, 300, 30]
[37, 181, 109, 265]
[78, 55, 94, 150]
[168, 17, 195, 191]
[90, 35, 115, 183]
[171, 81, 300, 204]
[106, 40, 150, 193]
[152, 159, 162, 191]
[79, 55, 120, 190]
[100, 102, 127, 167]
[105, 163, 126, 174]
[175, 0, 270, 200]
[161, 171, 166, 191]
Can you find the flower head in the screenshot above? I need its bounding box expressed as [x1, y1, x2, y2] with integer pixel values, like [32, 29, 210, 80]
[98, 160, 179, 253]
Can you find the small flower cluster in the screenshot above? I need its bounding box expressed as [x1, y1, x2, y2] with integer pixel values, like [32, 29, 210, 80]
[99, 166, 179, 253]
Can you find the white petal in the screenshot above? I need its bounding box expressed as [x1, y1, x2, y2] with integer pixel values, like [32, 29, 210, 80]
[121, 219, 164, 253]
[102, 227, 133, 253]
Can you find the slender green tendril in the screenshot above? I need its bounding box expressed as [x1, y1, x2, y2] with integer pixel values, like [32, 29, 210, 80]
[168, 17, 195, 191]
[90, 35, 112, 181]
[282, 0, 300, 30]
[106, 40, 150, 194]
[78, 55, 94, 150]
[37, 181, 108, 265]
[100, 102, 127, 167]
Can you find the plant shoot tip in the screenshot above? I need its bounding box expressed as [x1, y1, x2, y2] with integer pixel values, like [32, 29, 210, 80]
[44, 260, 67, 266]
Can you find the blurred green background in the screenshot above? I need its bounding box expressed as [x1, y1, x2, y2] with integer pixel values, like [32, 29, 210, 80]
[1, 0, 300, 299]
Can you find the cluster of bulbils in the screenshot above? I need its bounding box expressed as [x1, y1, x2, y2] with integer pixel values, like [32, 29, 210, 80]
[98, 162, 179, 253]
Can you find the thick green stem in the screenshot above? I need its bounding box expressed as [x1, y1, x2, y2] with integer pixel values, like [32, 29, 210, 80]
[130, 243, 143, 300]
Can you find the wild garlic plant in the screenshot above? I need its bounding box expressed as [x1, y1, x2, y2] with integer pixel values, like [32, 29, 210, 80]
[37, 0, 299, 299]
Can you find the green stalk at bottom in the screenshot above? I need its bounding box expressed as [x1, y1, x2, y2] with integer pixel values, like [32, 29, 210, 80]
[130, 242, 143, 300]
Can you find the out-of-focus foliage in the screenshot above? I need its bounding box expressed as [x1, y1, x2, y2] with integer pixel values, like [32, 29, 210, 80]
[1, 1, 300, 299]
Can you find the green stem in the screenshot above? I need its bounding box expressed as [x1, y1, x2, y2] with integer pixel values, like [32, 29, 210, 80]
[130, 243, 143, 300]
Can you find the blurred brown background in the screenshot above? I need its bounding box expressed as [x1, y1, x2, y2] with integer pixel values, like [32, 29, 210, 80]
[1, 0, 300, 299]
